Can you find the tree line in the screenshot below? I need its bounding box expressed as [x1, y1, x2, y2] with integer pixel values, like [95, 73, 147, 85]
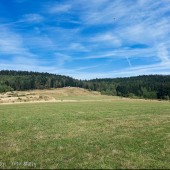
[0, 70, 170, 100]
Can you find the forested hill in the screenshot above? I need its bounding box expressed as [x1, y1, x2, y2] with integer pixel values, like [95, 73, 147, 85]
[0, 70, 170, 100]
[0, 70, 81, 91]
[87, 75, 170, 100]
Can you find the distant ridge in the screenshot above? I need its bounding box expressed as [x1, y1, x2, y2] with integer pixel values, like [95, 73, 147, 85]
[0, 70, 170, 100]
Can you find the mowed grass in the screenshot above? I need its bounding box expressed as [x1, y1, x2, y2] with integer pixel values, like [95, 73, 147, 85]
[0, 100, 170, 169]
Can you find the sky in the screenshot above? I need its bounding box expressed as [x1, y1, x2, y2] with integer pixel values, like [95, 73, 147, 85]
[0, 0, 170, 79]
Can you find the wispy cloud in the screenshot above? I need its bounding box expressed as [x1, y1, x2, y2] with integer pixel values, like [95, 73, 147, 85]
[0, 14, 44, 27]
[157, 43, 170, 63]
[54, 53, 72, 66]
[0, 26, 39, 64]
[76, 48, 157, 60]
[0, 0, 170, 79]
[49, 4, 72, 14]
[68, 43, 89, 52]
[20, 14, 44, 23]
[76, 0, 128, 25]
[90, 32, 122, 47]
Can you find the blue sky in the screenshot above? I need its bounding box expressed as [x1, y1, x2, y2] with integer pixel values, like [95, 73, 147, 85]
[0, 0, 170, 79]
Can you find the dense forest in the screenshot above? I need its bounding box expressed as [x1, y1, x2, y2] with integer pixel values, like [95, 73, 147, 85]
[0, 70, 170, 100]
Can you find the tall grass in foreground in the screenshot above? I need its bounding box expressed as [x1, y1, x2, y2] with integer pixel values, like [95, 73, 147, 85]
[0, 100, 170, 169]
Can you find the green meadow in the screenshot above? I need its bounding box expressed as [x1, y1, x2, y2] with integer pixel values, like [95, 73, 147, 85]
[0, 100, 170, 169]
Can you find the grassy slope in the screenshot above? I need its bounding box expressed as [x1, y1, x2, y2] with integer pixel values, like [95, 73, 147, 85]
[30, 87, 118, 101]
[0, 99, 170, 169]
[0, 87, 119, 104]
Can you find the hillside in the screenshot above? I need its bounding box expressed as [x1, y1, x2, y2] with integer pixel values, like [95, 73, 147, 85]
[0, 87, 120, 104]
[0, 70, 170, 100]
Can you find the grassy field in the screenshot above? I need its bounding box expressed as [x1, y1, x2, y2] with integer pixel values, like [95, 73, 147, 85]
[0, 97, 170, 169]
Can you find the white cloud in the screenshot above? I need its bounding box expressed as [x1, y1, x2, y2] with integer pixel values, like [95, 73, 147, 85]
[54, 53, 72, 66]
[78, 0, 130, 25]
[0, 13, 44, 27]
[68, 43, 88, 51]
[0, 26, 39, 64]
[76, 47, 156, 60]
[90, 33, 122, 47]
[21, 14, 44, 23]
[157, 43, 170, 63]
[49, 4, 71, 13]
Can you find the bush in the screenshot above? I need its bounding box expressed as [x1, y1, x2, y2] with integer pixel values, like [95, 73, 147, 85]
[0, 84, 13, 93]
[128, 93, 139, 99]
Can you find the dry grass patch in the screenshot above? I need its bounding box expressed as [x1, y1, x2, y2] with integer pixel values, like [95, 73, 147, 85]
[0, 87, 118, 104]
